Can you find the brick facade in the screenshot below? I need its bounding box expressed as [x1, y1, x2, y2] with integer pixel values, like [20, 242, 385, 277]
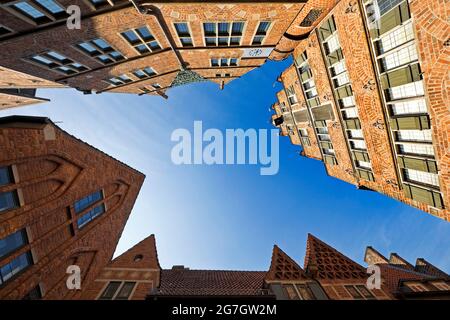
[271, 0, 450, 222]
[0, 116, 144, 299]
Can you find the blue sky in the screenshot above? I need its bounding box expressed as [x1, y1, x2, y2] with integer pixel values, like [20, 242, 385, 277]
[1, 58, 449, 273]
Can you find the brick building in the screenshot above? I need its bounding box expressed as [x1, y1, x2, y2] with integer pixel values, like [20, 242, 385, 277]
[0, 115, 145, 299]
[0, 0, 344, 101]
[84, 232, 449, 300]
[271, 0, 449, 222]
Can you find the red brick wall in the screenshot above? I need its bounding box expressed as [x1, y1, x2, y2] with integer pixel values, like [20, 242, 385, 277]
[0, 119, 144, 299]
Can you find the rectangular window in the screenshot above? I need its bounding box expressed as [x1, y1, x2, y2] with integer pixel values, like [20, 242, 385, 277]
[348, 129, 364, 139]
[9, 0, 66, 24]
[331, 60, 346, 76]
[0, 229, 28, 259]
[174, 23, 193, 47]
[286, 85, 298, 105]
[351, 139, 367, 150]
[283, 284, 300, 300]
[324, 34, 340, 54]
[0, 166, 14, 186]
[380, 43, 418, 72]
[357, 160, 372, 169]
[115, 282, 136, 300]
[252, 21, 271, 45]
[334, 72, 350, 87]
[77, 204, 105, 229]
[74, 190, 103, 214]
[377, 21, 414, 54]
[396, 129, 432, 142]
[99, 281, 121, 300]
[345, 285, 363, 299]
[389, 81, 424, 100]
[0, 191, 19, 213]
[340, 96, 355, 108]
[0, 25, 13, 37]
[404, 168, 440, 187]
[132, 67, 156, 79]
[0, 251, 33, 285]
[389, 98, 427, 115]
[152, 83, 161, 89]
[203, 22, 244, 46]
[121, 26, 161, 54]
[76, 38, 125, 64]
[398, 143, 434, 156]
[356, 285, 375, 299]
[210, 58, 239, 67]
[29, 51, 88, 75]
[342, 107, 358, 119]
[296, 284, 316, 300]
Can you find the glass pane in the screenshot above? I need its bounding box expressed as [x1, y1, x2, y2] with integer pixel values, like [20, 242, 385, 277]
[133, 70, 146, 78]
[205, 37, 216, 46]
[180, 38, 193, 46]
[115, 282, 136, 300]
[148, 41, 160, 50]
[218, 22, 230, 35]
[203, 23, 216, 35]
[136, 27, 154, 41]
[121, 30, 139, 44]
[230, 58, 238, 66]
[109, 51, 123, 60]
[46, 51, 68, 62]
[0, 191, 19, 212]
[74, 190, 103, 213]
[78, 42, 97, 54]
[100, 281, 121, 300]
[0, 230, 27, 259]
[174, 23, 189, 36]
[32, 55, 54, 66]
[135, 44, 149, 53]
[13, 2, 45, 18]
[257, 21, 271, 34]
[92, 38, 111, 51]
[36, 0, 64, 14]
[220, 58, 228, 66]
[0, 167, 12, 186]
[0, 252, 31, 282]
[232, 22, 244, 35]
[143, 67, 156, 76]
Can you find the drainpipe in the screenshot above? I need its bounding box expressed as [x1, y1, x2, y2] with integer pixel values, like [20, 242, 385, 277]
[129, 1, 186, 70]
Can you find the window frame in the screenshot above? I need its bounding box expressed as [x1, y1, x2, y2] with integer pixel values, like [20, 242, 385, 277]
[202, 21, 246, 47]
[120, 26, 161, 55]
[173, 22, 194, 47]
[74, 38, 126, 65]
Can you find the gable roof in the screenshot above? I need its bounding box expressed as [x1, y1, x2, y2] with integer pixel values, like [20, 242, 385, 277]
[154, 269, 268, 297]
[265, 245, 309, 281]
[304, 234, 367, 280]
[108, 234, 160, 270]
[415, 258, 449, 279]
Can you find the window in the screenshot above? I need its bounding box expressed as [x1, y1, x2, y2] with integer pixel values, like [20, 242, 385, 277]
[340, 96, 355, 108]
[389, 98, 427, 115]
[9, 0, 66, 24]
[99, 281, 136, 300]
[0, 166, 14, 186]
[77, 203, 105, 229]
[29, 51, 88, 75]
[342, 107, 358, 119]
[345, 285, 363, 299]
[323, 148, 335, 155]
[356, 160, 372, 169]
[331, 60, 346, 76]
[22, 285, 42, 300]
[210, 58, 238, 67]
[0, 229, 32, 285]
[132, 67, 156, 79]
[0, 229, 28, 259]
[432, 282, 450, 291]
[389, 81, 424, 100]
[407, 283, 427, 292]
[76, 38, 125, 64]
[203, 22, 244, 46]
[398, 142, 434, 156]
[0, 252, 33, 285]
[152, 83, 161, 89]
[286, 85, 298, 105]
[252, 21, 271, 45]
[378, 21, 414, 54]
[115, 282, 136, 300]
[351, 139, 367, 150]
[174, 23, 193, 47]
[380, 43, 418, 72]
[121, 26, 161, 54]
[283, 284, 299, 300]
[396, 129, 432, 142]
[0, 191, 19, 212]
[348, 129, 364, 139]
[334, 72, 350, 87]
[0, 25, 13, 37]
[324, 34, 340, 54]
[74, 190, 103, 214]
[355, 285, 375, 299]
[106, 74, 133, 86]
[296, 284, 316, 300]
[404, 168, 440, 187]
[99, 281, 121, 299]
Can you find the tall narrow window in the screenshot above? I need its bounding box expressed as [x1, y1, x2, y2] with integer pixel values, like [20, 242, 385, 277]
[0, 166, 19, 213]
[74, 190, 103, 213]
[121, 26, 161, 54]
[252, 21, 271, 45]
[0, 229, 32, 285]
[99, 281, 121, 300]
[174, 23, 193, 47]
